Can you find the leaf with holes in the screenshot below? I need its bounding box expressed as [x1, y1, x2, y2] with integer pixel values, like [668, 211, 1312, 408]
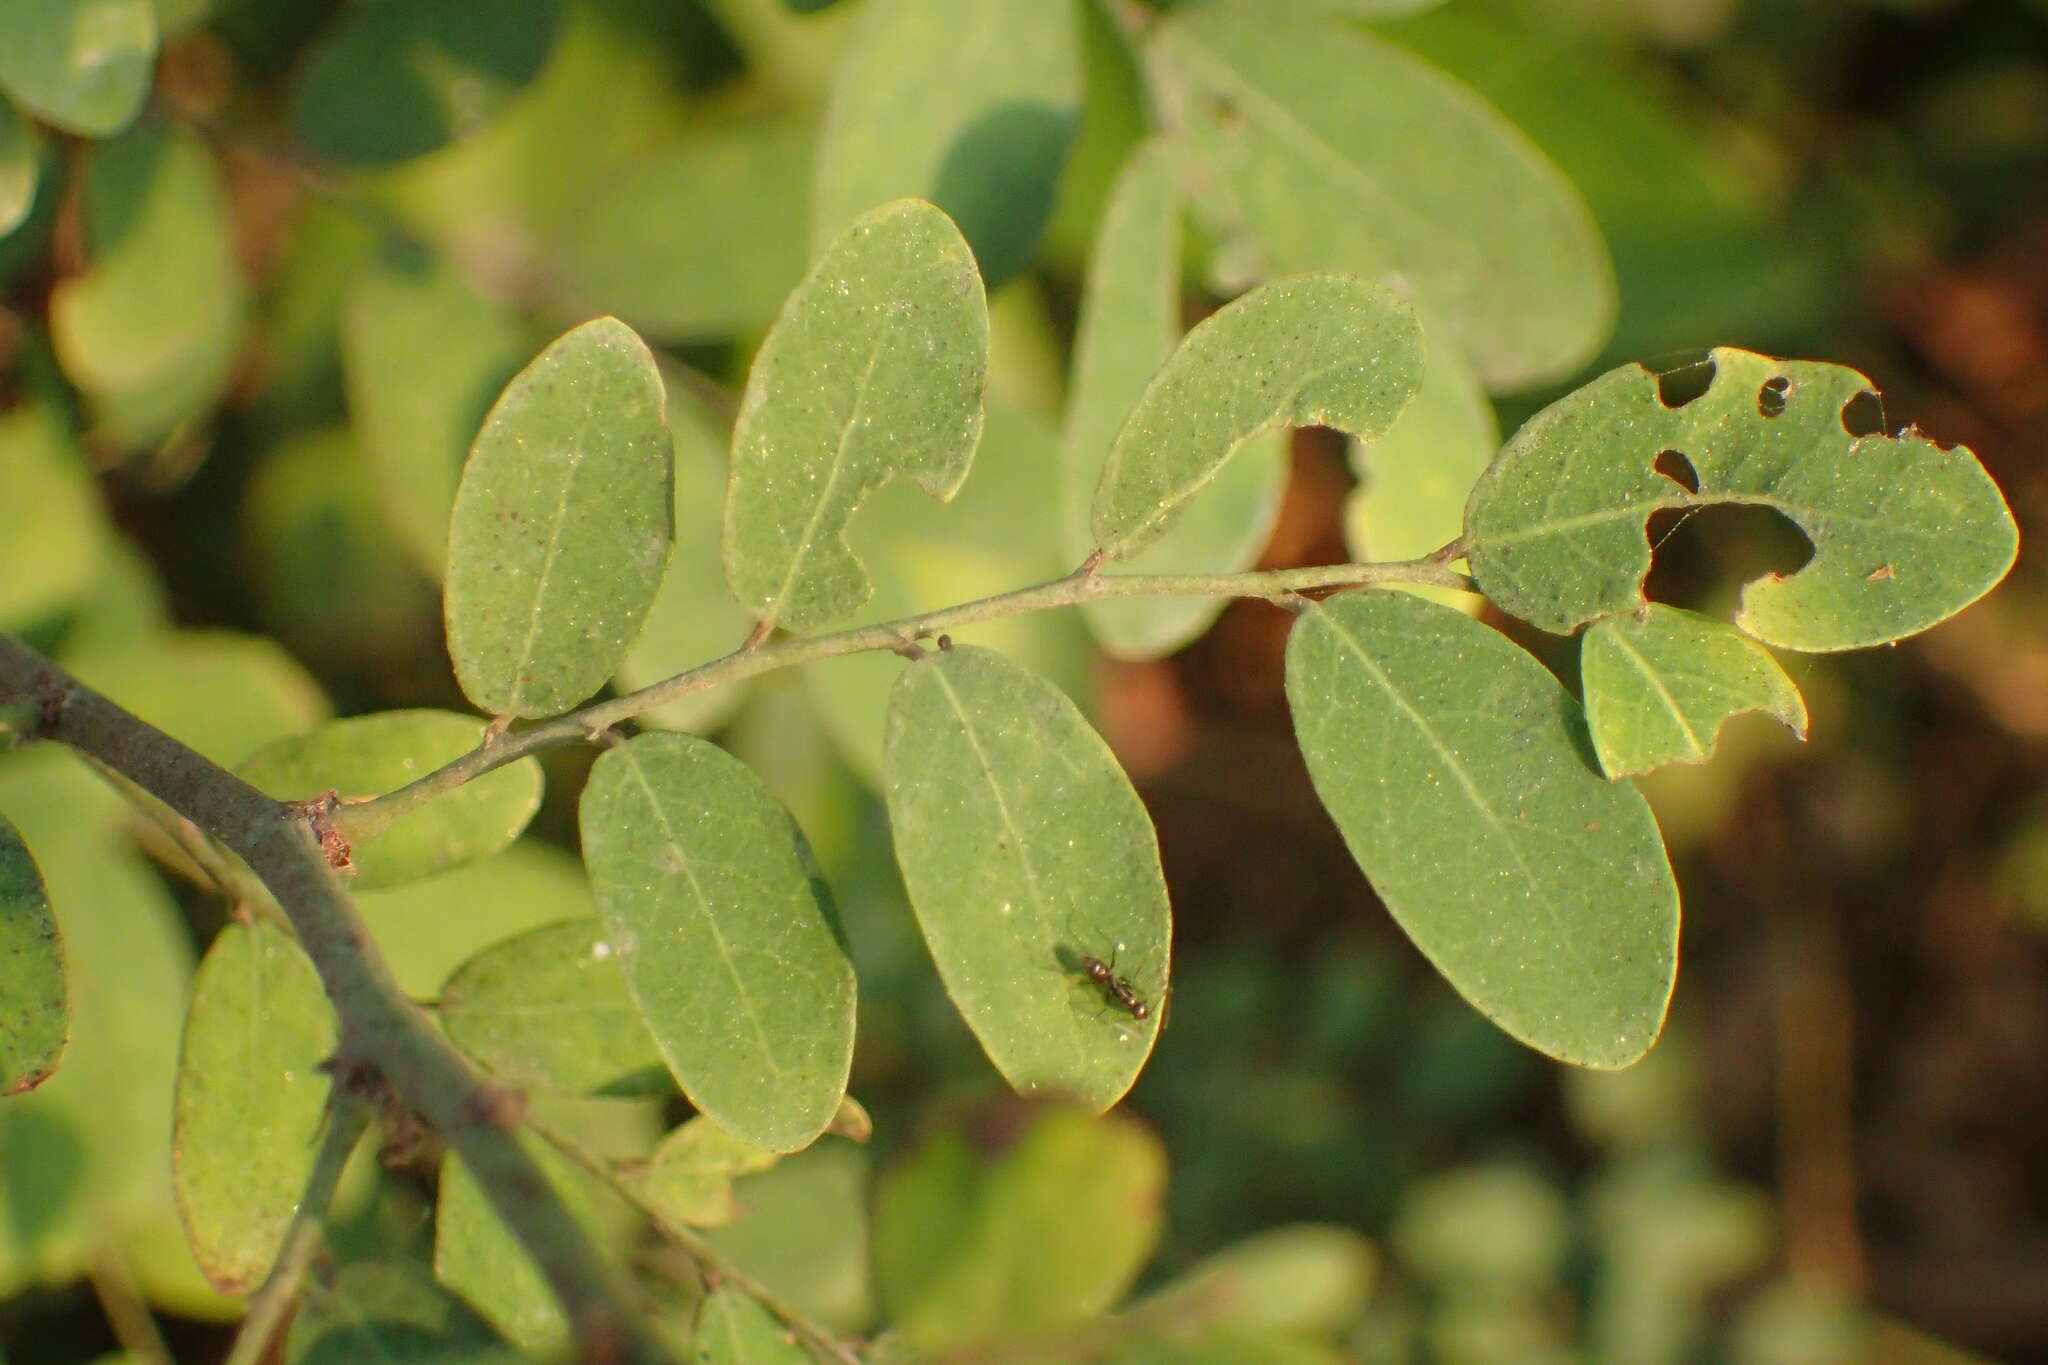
[1091, 275, 1421, 563]
[1580, 605, 1807, 779]
[1286, 591, 1677, 1067]
[722, 199, 987, 632]
[813, 0, 1082, 289]
[883, 645, 1169, 1109]
[438, 918, 669, 1098]
[580, 733, 855, 1151]
[173, 920, 336, 1293]
[238, 711, 542, 889]
[1063, 140, 1288, 659]
[1464, 348, 2018, 650]
[1147, 4, 1611, 391]
[446, 317, 673, 718]
[0, 814, 64, 1095]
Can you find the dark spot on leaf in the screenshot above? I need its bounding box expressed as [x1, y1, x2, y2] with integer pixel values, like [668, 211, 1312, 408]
[1652, 448, 1699, 493]
[1757, 375, 1791, 418]
[1840, 389, 1885, 437]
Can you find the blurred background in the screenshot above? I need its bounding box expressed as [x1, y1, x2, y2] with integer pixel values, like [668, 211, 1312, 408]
[0, 0, 2044, 1361]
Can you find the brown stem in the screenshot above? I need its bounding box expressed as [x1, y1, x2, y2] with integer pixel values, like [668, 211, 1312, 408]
[0, 635, 673, 1365]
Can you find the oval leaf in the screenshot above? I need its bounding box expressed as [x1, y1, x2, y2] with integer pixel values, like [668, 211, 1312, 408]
[1285, 591, 1677, 1067]
[0, 403, 103, 636]
[0, 814, 65, 1095]
[814, 0, 1081, 288]
[874, 1106, 1165, 1351]
[173, 920, 336, 1293]
[0, 101, 41, 236]
[882, 645, 1169, 1109]
[0, 0, 156, 137]
[722, 198, 988, 632]
[446, 316, 674, 718]
[290, 0, 560, 164]
[434, 1138, 604, 1352]
[1090, 274, 1422, 562]
[1464, 348, 2020, 650]
[1581, 605, 1808, 779]
[238, 711, 542, 890]
[1063, 140, 1288, 658]
[438, 918, 669, 1098]
[48, 122, 249, 449]
[1148, 6, 1612, 390]
[580, 733, 855, 1151]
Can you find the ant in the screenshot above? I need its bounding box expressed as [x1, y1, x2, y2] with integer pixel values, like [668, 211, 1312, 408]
[1078, 950, 1150, 1021]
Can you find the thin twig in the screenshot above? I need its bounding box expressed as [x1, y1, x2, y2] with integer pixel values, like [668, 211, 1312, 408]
[342, 553, 1475, 838]
[531, 1119, 867, 1365]
[223, 1098, 375, 1365]
[87, 1251, 173, 1365]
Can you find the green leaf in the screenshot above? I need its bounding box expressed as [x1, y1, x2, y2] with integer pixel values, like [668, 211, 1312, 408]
[1133, 1224, 1377, 1337]
[48, 122, 249, 448]
[1344, 333, 1497, 570]
[556, 117, 812, 341]
[696, 1284, 810, 1365]
[1580, 605, 1807, 779]
[354, 840, 591, 998]
[1107, 1335, 1348, 1365]
[0, 403, 105, 634]
[580, 732, 856, 1151]
[237, 711, 542, 890]
[1091, 275, 1421, 562]
[701, 1142, 873, 1333]
[634, 1116, 780, 1230]
[882, 645, 1169, 1109]
[446, 316, 674, 718]
[1463, 348, 2020, 650]
[290, 0, 561, 164]
[438, 918, 669, 1098]
[813, 0, 1082, 287]
[342, 248, 529, 578]
[1148, 5, 1612, 390]
[803, 396, 1091, 782]
[172, 920, 336, 1293]
[874, 1106, 1165, 1351]
[614, 383, 755, 735]
[0, 101, 41, 236]
[68, 629, 328, 768]
[1285, 591, 1677, 1067]
[723, 198, 988, 632]
[0, 0, 156, 137]
[288, 1259, 515, 1365]
[1063, 140, 1286, 658]
[0, 814, 65, 1095]
[434, 1137, 605, 1353]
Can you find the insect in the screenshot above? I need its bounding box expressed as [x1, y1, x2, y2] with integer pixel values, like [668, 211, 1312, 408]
[1078, 950, 1150, 1021]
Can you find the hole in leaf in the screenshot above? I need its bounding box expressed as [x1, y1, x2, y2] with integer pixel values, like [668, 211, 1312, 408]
[1649, 350, 1717, 408]
[1653, 448, 1700, 493]
[1841, 389, 1886, 437]
[1643, 501, 1815, 613]
[1758, 375, 1791, 418]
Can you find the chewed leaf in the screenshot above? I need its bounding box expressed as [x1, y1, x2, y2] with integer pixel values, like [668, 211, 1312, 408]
[580, 733, 855, 1151]
[1092, 275, 1421, 562]
[1581, 605, 1807, 779]
[1148, 5, 1611, 391]
[1286, 591, 1677, 1068]
[723, 199, 987, 632]
[173, 920, 335, 1293]
[883, 646, 1169, 1110]
[445, 317, 673, 718]
[1465, 348, 2018, 650]
[238, 710, 542, 890]
[0, 814, 65, 1095]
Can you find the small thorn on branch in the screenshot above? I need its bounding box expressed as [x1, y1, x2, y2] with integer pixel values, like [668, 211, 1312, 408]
[285, 789, 355, 875]
[743, 619, 774, 651]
